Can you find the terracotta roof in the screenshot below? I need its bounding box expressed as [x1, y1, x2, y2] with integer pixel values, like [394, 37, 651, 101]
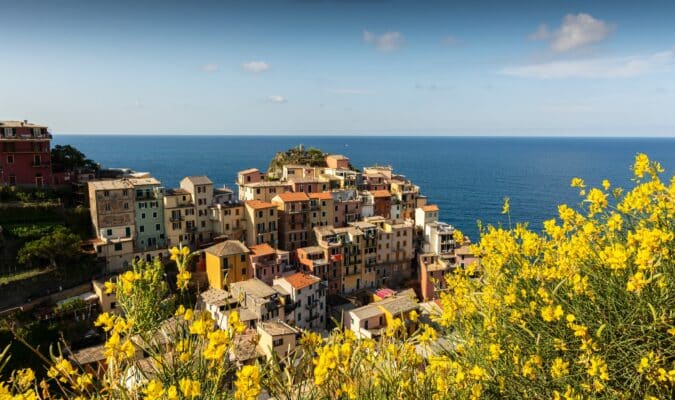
[245, 200, 277, 209]
[422, 204, 439, 212]
[370, 190, 391, 198]
[249, 243, 276, 257]
[238, 168, 260, 175]
[275, 192, 310, 202]
[204, 240, 250, 257]
[308, 192, 333, 200]
[282, 272, 321, 289]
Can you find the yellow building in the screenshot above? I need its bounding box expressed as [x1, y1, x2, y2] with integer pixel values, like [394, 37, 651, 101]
[308, 192, 334, 231]
[244, 200, 278, 247]
[205, 240, 251, 289]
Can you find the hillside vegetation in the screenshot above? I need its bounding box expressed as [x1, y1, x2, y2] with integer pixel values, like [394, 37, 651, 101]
[1, 154, 673, 399]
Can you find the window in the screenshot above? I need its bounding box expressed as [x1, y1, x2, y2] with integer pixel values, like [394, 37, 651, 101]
[240, 254, 246, 262]
[125, 227, 131, 237]
[140, 226, 145, 233]
[3, 127, 13, 137]
[107, 229, 113, 236]
[273, 338, 284, 347]
[156, 224, 161, 231]
[241, 268, 246, 276]
[153, 212, 157, 218]
[33, 154, 41, 166]
[6, 155, 13, 164]
[114, 243, 122, 251]
[141, 213, 146, 219]
[122, 189, 128, 196]
[124, 202, 129, 209]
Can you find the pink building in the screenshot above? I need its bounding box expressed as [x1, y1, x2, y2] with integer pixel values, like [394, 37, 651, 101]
[249, 243, 291, 285]
[0, 120, 53, 187]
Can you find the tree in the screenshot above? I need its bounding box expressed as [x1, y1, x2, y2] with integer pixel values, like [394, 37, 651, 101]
[17, 227, 82, 269]
[50, 145, 99, 171]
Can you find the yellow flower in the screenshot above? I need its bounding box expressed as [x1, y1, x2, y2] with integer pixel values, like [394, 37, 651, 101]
[143, 379, 165, 399]
[179, 378, 200, 398]
[14, 368, 35, 389]
[587, 355, 609, 381]
[235, 365, 261, 400]
[501, 197, 510, 214]
[541, 304, 564, 322]
[571, 177, 585, 188]
[104, 281, 116, 294]
[626, 271, 649, 293]
[602, 179, 611, 190]
[94, 312, 115, 332]
[176, 269, 191, 290]
[550, 357, 570, 379]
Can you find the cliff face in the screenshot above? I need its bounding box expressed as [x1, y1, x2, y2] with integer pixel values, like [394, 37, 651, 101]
[266, 145, 328, 179]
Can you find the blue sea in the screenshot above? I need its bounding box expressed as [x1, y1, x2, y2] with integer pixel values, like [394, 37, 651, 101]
[54, 135, 675, 241]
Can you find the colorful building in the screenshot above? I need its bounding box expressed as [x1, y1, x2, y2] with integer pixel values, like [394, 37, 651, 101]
[249, 243, 291, 285]
[128, 177, 166, 251]
[307, 192, 334, 231]
[272, 192, 311, 252]
[273, 272, 326, 330]
[0, 120, 53, 187]
[180, 176, 214, 243]
[345, 289, 419, 338]
[244, 200, 278, 247]
[204, 240, 251, 289]
[163, 188, 196, 248]
[88, 180, 136, 271]
[238, 181, 292, 202]
[209, 202, 246, 242]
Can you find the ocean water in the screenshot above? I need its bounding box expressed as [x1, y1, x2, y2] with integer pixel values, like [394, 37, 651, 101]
[54, 135, 675, 241]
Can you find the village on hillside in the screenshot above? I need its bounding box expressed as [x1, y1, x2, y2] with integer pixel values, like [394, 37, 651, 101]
[1, 121, 477, 369]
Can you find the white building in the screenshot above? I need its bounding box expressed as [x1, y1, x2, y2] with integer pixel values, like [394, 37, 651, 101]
[273, 272, 326, 330]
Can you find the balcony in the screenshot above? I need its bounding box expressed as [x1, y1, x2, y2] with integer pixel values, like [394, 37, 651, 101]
[305, 299, 320, 310]
[136, 193, 158, 201]
[170, 215, 184, 222]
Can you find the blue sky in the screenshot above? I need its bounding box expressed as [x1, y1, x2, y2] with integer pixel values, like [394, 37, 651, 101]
[1, 0, 674, 135]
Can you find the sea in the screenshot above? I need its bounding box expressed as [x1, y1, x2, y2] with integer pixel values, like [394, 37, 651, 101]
[54, 135, 675, 241]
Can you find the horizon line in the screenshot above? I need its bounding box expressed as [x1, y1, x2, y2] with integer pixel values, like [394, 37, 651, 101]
[53, 132, 675, 138]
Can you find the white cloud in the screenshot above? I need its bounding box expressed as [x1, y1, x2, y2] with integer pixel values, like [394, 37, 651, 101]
[201, 64, 219, 72]
[267, 95, 287, 103]
[363, 30, 405, 52]
[330, 88, 375, 94]
[531, 13, 613, 52]
[499, 50, 674, 79]
[242, 61, 270, 73]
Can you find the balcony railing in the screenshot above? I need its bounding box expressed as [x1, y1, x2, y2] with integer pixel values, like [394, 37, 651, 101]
[305, 299, 319, 310]
[170, 216, 184, 222]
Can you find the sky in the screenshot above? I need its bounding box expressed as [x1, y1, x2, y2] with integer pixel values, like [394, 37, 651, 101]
[1, 0, 674, 136]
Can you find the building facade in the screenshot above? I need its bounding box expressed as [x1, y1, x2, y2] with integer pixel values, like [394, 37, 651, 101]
[0, 120, 53, 186]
